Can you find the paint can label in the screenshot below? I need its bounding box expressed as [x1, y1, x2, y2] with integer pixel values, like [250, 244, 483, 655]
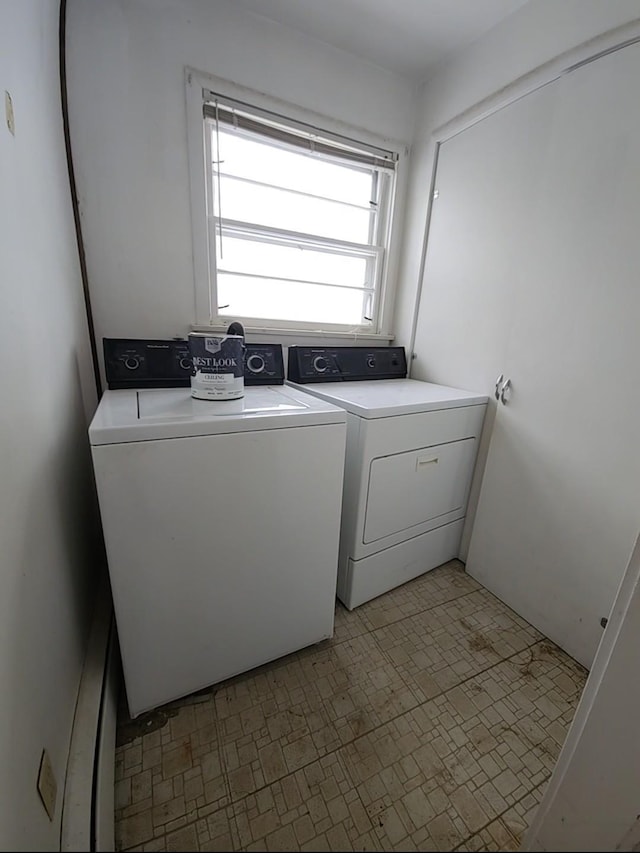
[189, 333, 244, 400]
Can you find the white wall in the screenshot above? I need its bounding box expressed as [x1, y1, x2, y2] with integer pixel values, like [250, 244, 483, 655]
[66, 0, 417, 382]
[394, 0, 640, 353]
[0, 1, 102, 848]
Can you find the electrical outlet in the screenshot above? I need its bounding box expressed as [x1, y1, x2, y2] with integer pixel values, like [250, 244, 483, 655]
[5, 91, 15, 136]
[37, 749, 57, 821]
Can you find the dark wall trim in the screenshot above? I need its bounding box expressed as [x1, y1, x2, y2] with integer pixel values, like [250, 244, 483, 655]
[59, 0, 102, 398]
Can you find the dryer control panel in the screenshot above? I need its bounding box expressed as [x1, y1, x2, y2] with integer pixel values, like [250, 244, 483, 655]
[104, 338, 284, 388]
[287, 346, 407, 383]
[243, 343, 285, 385]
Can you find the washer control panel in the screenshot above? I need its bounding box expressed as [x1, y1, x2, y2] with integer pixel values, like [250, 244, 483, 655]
[104, 339, 285, 388]
[287, 346, 407, 383]
[104, 338, 192, 388]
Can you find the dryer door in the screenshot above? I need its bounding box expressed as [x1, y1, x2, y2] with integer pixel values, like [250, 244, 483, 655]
[363, 438, 477, 544]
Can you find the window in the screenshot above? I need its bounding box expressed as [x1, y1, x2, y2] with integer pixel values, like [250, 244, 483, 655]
[187, 73, 403, 335]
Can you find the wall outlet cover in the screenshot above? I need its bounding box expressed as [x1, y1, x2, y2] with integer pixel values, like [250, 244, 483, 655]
[37, 749, 57, 821]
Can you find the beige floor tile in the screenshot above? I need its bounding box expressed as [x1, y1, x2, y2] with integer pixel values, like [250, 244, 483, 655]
[299, 632, 420, 743]
[230, 751, 376, 851]
[332, 600, 369, 644]
[114, 563, 588, 851]
[357, 559, 482, 631]
[212, 653, 337, 797]
[372, 588, 544, 704]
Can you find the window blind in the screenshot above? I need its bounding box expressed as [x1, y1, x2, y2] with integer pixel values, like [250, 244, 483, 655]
[203, 95, 397, 172]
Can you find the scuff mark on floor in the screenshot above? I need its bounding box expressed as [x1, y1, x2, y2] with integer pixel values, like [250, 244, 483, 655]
[116, 705, 179, 746]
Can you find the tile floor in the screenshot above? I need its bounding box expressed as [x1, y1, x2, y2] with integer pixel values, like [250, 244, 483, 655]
[114, 561, 588, 852]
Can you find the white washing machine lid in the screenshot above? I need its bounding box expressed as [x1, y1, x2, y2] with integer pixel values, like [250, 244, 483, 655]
[89, 385, 346, 445]
[286, 378, 487, 418]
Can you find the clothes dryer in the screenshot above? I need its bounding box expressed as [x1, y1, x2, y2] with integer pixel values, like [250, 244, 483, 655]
[287, 346, 488, 609]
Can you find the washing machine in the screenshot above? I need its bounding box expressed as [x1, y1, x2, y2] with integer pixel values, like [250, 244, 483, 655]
[89, 339, 347, 718]
[287, 346, 488, 610]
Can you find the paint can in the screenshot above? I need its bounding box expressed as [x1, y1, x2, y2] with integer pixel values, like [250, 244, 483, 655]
[189, 331, 245, 401]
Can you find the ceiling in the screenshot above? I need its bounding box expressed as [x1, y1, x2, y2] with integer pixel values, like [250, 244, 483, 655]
[233, 0, 529, 81]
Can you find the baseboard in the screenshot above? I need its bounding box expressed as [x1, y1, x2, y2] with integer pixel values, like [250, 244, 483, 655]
[60, 571, 116, 851]
[94, 623, 118, 852]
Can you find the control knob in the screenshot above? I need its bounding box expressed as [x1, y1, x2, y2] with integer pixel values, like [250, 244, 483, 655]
[179, 357, 192, 371]
[313, 356, 329, 373]
[367, 357, 376, 369]
[247, 353, 266, 374]
[124, 356, 140, 371]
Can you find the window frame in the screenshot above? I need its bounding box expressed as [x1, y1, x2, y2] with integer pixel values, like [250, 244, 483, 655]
[185, 68, 408, 338]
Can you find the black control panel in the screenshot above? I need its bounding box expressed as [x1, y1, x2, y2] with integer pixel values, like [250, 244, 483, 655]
[287, 346, 407, 383]
[103, 338, 285, 389]
[104, 338, 192, 388]
[243, 343, 285, 385]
